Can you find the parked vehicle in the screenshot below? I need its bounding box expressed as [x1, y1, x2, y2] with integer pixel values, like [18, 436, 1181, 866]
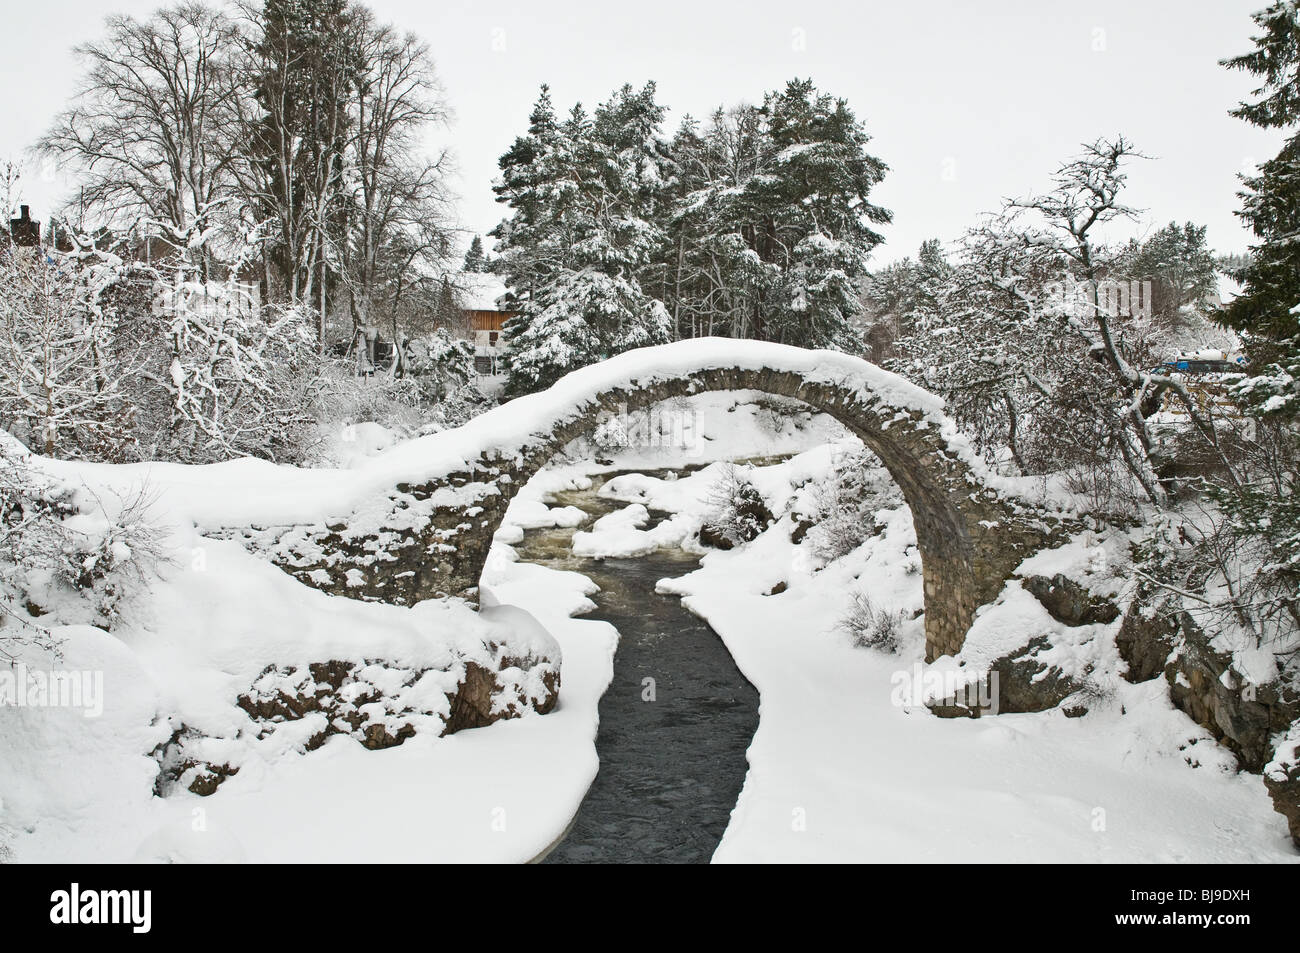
[1150, 349, 1246, 377]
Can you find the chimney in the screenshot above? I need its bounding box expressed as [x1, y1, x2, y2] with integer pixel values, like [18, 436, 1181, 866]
[10, 205, 40, 247]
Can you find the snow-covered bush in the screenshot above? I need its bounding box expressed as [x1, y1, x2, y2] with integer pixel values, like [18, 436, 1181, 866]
[308, 333, 491, 453]
[837, 590, 903, 653]
[1067, 672, 1118, 712]
[0, 255, 324, 465]
[404, 330, 474, 396]
[312, 360, 425, 432]
[0, 438, 168, 650]
[421, 386, 493, 433]
[1135, 489, 1300, 659]
[804, 449, 901, 562]
[1059, 457, 1146, 519]
[111, 288, 323, 464]
[403, 329, 491, 431]
[700, 464, 773, 548]
[583, 395, 695, 456]
[0, 246, 139, 460]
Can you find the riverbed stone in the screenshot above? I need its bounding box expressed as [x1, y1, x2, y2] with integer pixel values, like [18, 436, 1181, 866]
[1116, 597, 1299, 773]
[989, 635, 1087, 714]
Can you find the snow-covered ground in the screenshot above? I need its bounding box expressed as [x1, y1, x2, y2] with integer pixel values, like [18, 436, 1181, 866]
[2, 390, 1294, 862]
[0, 390, 823, 863]
[493, 432, 1296, 862]
[0, 517, 604, 863]
[630, 474, 1291, 862]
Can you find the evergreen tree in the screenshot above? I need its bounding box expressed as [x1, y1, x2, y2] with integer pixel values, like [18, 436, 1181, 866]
[861, 238, 951, 361]
[463, 235, 486, 272]
[763, 79, 890, 348]
[660, 79, 890, 349]
[493, 86, 670, 395]
[1117, 222, 1218, 328]
[491, 79, 889, 391]
[1221, 2, 1300, 419]
[1183, 2, 1300, 650]
[490, 85, 563, 309]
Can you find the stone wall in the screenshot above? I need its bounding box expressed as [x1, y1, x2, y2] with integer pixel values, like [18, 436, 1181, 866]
[1117, 595, 1300, 848]
[154, 646, 559, 797]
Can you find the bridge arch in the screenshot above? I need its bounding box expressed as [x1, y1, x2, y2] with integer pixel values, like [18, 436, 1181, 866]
[264, 340, 1068, 661]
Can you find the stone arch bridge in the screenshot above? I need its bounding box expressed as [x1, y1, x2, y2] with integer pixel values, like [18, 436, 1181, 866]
[253, 340, 1075, 661]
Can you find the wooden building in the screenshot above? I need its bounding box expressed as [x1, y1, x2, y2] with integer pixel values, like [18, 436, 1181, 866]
[460, 274, 518, 375]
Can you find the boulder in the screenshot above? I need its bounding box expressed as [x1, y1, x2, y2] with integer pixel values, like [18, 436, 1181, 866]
[1118, 596, 1299, 771]
[988, 635, 1087, 714]
[1023, 573, 1119, 627]
[1264, 734, 1300, 851]
[1115, 604, 1181, 683]
[154, 646, 562, 798]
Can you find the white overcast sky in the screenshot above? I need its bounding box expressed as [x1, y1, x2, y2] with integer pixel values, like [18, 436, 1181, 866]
[0, 0, 1287, 263]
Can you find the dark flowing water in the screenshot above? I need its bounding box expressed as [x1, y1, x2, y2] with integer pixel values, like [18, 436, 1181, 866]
[514, 468, 761, 864]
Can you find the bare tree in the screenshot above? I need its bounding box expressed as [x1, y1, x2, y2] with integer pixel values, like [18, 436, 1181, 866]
[340, 11, 453, 336]
[1000, 138, 1242, 500]
[37, 3, 245, 277]
[0, 248, 137, 458]
[1, 160, 22, 218]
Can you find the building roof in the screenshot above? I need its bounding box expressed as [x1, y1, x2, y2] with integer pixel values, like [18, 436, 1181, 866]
[456, 272, 509, 311]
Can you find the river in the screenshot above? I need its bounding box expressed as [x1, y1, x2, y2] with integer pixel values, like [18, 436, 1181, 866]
[513, 467, 761, 864]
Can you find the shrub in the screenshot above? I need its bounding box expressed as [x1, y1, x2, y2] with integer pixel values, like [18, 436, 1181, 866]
[0, 438, 169, 652]
[404, 328, 476, 403]
[700, 464, 773, 549]
[837, 590, 904, 652]
[805, 448, 901, 562]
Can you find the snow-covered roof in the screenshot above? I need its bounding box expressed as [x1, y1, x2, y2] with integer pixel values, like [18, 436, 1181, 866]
[1215, 273, 1243, 305]
[457, 272, 509, 311]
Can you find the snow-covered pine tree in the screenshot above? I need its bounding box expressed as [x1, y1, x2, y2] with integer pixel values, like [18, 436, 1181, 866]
[1150, 2, 1300, 651]
[1116, 222, 1218, 333]
[493, 85, 670, 395]
[463, 235, 487, 273]
[660, 79, 890, 350]
[1221, 2, 1300, 420]
[762, 79, 890, 349]
[861, 238, 950, 361]
[490, 85, 563, 312]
